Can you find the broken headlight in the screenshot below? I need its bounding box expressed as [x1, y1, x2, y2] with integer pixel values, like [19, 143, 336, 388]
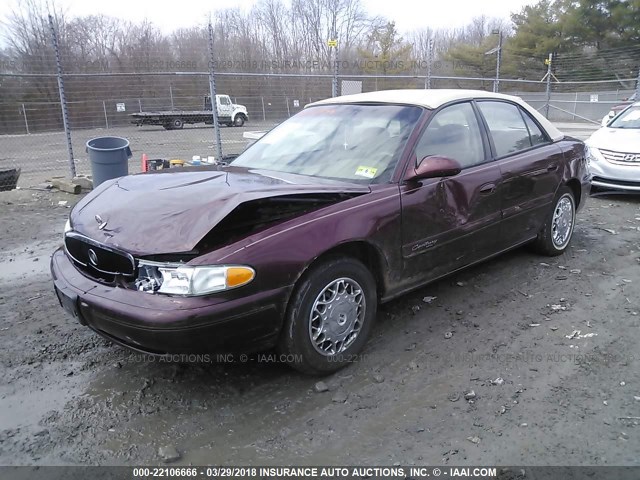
[135, 261, 255, 296]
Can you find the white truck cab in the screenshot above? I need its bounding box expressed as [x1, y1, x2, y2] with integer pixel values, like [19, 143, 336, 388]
[211, 95, 249, 127]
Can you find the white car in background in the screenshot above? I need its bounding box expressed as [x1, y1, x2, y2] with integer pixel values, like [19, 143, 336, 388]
[587, 101, 640, 192]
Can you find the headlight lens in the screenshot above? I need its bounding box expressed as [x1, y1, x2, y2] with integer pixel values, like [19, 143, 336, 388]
[136, 261, 255, 296]
[585, 145, 598, 165]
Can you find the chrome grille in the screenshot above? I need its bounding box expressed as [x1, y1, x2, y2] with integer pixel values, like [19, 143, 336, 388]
[599, 149, 640, 165]
[64, 232, 135, 277]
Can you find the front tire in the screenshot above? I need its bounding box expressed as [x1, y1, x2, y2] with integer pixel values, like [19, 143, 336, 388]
[233, 115, 246, 127]
[532, 186, 576, 256]
[278, 257, 377, 375]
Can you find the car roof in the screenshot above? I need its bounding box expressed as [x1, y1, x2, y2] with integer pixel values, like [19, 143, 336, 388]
[307, 89, 564, 142]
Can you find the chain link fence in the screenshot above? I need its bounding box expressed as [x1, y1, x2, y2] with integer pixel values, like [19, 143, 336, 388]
[0, 19, 639, 190]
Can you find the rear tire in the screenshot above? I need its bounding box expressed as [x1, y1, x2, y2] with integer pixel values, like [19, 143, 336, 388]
[531, 186, 576, 256]
[278, 257, 377, 375]
[171, 118, 184, 130]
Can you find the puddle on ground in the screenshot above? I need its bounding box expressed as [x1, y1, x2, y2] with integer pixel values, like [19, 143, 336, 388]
[0, 238, 60, 284]
[0, 362, 88, 432]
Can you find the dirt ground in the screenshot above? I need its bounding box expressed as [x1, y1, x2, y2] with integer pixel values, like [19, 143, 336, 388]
[1, 181, 640, 467]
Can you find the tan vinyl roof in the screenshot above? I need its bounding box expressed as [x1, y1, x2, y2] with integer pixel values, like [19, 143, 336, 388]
[307, 89, 564, 142]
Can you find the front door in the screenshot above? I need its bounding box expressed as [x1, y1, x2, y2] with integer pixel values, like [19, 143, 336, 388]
[400, 101, 502, 289]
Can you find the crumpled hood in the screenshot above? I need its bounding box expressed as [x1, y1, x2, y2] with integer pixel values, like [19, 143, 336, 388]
[71, 167, 369, 255]
[587, 127, 640, 153]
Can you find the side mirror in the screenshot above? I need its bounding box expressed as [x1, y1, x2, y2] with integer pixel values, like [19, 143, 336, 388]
[405, 155, 462, 182]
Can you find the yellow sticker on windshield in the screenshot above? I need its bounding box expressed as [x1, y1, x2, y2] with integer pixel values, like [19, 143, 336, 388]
[355, 166, 378, 178]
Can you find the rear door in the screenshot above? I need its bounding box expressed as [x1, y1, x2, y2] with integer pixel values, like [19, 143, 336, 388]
[400, 101, 503, 288]
[475, 100, 564, 247]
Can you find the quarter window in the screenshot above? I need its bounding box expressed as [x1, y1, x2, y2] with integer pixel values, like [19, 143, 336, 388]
[415, 102, 485, 168]
[522, 111, 548, 147]
[477, 101, 534, 157]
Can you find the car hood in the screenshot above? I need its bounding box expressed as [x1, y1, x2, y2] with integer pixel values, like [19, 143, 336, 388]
[70, 167, 370, 255]
[587, 127, 640, 152]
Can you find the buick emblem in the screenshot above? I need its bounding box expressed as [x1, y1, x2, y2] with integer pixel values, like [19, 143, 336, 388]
[95, 214, 108, 230]
[88, 248, 98, 266]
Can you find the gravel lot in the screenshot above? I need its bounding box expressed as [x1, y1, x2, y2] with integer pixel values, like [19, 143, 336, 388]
[1, 122, 640, 467]
[1, 121, 278, 188]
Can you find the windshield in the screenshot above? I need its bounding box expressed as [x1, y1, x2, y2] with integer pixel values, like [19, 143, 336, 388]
[232, 104, 423, 183]
[610, 105, 640, 129]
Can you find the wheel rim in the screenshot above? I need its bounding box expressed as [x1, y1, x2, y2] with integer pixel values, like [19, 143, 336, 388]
[309, 277, 365, 356]
[235, 117, 243, 126]
[551, 194, 574, 249]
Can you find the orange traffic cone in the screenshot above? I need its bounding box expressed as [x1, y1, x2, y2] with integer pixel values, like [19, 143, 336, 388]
[141, 153, 148, 172]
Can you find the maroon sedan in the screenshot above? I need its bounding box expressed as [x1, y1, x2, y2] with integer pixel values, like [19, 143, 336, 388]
[51, 89, 590, 374]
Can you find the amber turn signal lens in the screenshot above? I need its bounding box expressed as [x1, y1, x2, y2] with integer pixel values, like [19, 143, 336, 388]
[226, 267, 255, 288]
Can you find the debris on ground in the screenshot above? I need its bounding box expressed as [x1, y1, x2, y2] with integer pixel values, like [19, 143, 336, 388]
[314, 381, 329, 393]
[411, 305, 421, 315]
[565, 330, 598, 340]
[50, 177, 82, 194]
[464, 390, 476, 400]
[158, 445, 181, 463]
[467, 436, 481, 444]
[422, 296, 437, 304]
[492, 377, 505, 386]
[456, 281, 466, 287]
[372, 374, 385, 384]
[550, 304, 568, 311]
[331, 391, 348, 403]
[448, 392, 460, 402]
[444, 331, 453, 339]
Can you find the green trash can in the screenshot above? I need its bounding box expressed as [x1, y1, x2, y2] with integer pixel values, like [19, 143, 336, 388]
[86, 136, 132, 187]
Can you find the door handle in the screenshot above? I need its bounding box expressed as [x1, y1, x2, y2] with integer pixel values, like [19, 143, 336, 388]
[547, 164, 558, 172]
[479, 183, 496, 194]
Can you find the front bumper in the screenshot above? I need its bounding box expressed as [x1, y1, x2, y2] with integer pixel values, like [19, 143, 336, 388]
[589, 156, 640, 192]
[51, 248, 288, 355]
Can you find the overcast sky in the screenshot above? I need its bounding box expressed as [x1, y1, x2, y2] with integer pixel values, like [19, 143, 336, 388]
[0, 0, 538, 34]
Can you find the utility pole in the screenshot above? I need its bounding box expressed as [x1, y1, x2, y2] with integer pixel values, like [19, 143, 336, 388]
[636, 67, 640, 99]
[424, 38, 434, 89]
[544, 53, 553, 119]
[48, 14, 75, 178]
[207, 21, 224, 162]
[330, 16, 339, 97]
[494, 30, 503, 93]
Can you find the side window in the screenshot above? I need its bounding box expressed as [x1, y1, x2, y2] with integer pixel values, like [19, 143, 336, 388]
[415, 102, 485, 168]
[521, 111, 548, 147]
[218, 96, 230, 106]
[477, 101, 532, 157]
